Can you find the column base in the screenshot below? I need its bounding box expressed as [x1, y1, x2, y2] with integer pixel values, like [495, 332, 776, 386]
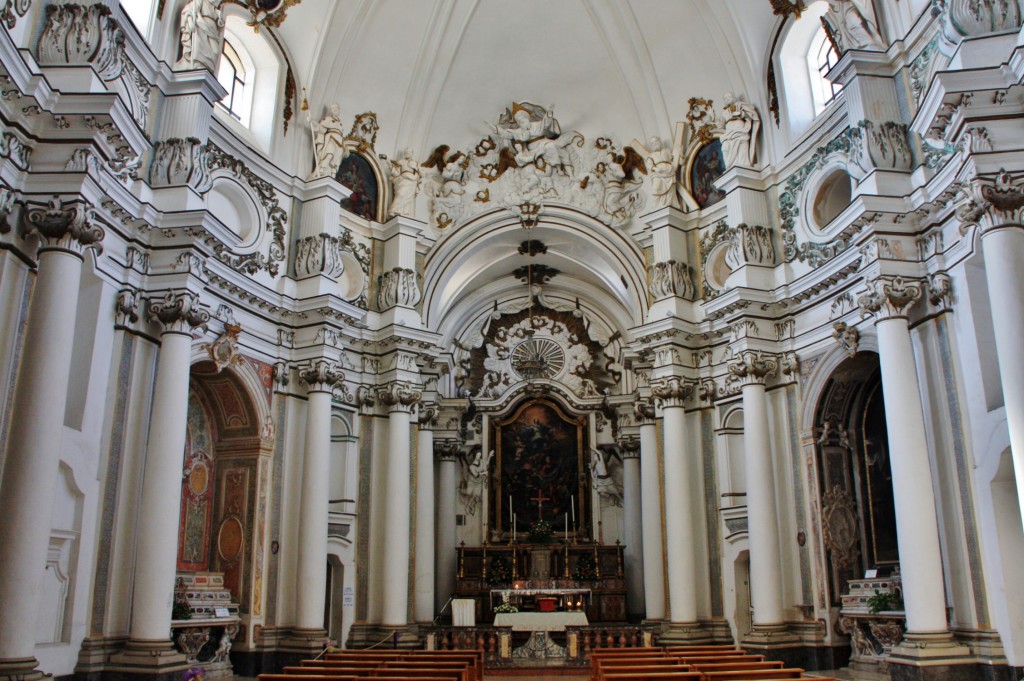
[656, 621, 715, 646]
[0, 656, 48, 681]
[741, 622, 801, 647]
[345, 624, 421, 650]
[888, 631, 973, 679]
[106, 639, 189, 680]
[280, 627, 329, 654]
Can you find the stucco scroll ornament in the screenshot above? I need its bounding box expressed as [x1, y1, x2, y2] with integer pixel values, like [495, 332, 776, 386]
[0, 0, 29, 28]
[856, 276, 922, 319]
[953, 169, 1024, 234]
[936, 0, 1022, 40]
[376, 382, 423, 413]
[146, 290, 211, 334]
[459, 446, 492, 516]
[298, 359, 345, 392]
[177, 0, 225, 72]
[377, 267, 421, 310]
[22, 196, 105, 255]
[726, 350, 778, 386]
[822, 0, 885, 52]
[633, 395, 656, 425]
[309, 104, 348, 180]
[832, 321, 860, 357]
[650, 376, 695, 408]
[725, 224, 775, 268]
[649, 260, 697, 301]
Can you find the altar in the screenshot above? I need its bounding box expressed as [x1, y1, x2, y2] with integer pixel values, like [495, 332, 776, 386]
[493, 611, 589, 659]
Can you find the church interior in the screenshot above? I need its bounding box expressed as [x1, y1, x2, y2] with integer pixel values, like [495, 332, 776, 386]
[1, 1, 1024, 680]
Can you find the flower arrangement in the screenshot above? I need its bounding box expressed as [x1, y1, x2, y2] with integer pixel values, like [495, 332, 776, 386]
[493, 591, 518, 614]
[182, 667, 205, 681]
[486, 555, 512, 584]
[866, 589, 903, 613]
[573, 552, 598, 582]
[527, 519, 554, 543]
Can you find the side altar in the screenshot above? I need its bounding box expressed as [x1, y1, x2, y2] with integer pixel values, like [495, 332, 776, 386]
[454, 542, 627, 623]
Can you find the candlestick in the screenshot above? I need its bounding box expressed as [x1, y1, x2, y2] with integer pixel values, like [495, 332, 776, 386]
[565, 512, 568, 537]
[513, 513, 517, 543]
[509, 495, 513, 530]
[571, 494, 575, 524]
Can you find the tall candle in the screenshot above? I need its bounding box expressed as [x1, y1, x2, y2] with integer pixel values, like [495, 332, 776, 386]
[565, 512, 568, 537]
[513, 513, 517, 542]
[571, 495, 575, 524]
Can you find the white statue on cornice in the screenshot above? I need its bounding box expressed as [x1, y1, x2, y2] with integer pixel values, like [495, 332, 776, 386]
[177, 0, 225, 72]
[459, 447, 492, 516]
[824, 0, 885, 52]
[720, 92, 760, 170]
[389, 148, 421, 218]
[591, 448, 623, 507]
[631, 131, 701, 211]
[309, 104, 349, 179]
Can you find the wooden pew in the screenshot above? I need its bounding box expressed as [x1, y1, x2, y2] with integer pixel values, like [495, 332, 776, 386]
[690, 661, 786, 673]
[665, 645, 741, 653]
[701, 669, 808, 681]
[672, 655, 766, 665]
[594, 658, 688, 681]
[601, 672, 703, 681]
[594, 662, 692, 681]
[398, 653, 482, 680]
[300, 661, 382, 668]
[376, 662, 470, 681]
[286, 667, 377, 676]
[260, 675, 358, 681]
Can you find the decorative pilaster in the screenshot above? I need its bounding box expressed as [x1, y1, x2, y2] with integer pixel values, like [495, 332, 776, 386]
[292, 360, 344, 636]
[619, 437, 645, 620]
[414, 406, 438, 623]
[112, 290, 209, 674]
[0, 199, 104, 681]
[651, 377, 706, 639]
[634, 396, 665, 621]
[858, 277, 969, 665]
[728, 351, 791, 642]
[378, 382, 423, 628]
[434, 440, 461, 616]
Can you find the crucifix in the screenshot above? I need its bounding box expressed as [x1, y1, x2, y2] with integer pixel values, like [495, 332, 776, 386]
[530, 490, 550, 521]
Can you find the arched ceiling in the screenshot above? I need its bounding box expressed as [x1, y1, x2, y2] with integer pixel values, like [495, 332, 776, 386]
[278, 0, 779, 159]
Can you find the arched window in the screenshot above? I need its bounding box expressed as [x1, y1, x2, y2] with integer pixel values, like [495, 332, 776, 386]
[808, 26, 843, 115]
[217, 40, 250, 124]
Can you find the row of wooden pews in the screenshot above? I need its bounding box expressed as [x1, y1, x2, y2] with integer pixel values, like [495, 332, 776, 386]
[259, 649, 484, 681]
[590, 645, 838, 681]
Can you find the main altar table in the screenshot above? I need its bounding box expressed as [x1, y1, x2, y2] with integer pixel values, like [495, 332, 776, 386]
[493, 611, 589, 659]
[493, 611, 589, 631]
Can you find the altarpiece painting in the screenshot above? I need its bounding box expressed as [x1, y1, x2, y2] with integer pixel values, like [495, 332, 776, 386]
[491, 398, 588, 538]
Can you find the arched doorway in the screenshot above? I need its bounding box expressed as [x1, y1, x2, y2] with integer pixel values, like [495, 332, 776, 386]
[814, 353, 898, 600]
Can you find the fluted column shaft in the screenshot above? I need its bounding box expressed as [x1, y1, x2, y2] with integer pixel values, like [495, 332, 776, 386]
[0, 200, 102, 669]
[636, 400, 665, 620]
[620, 440, 645, 619]
[379, 383, 422, 626]
[130, 292, 210, 643]
[295, 360, 343, 631]
[730, 352, 784, 628]
[435, 445, 459, 614]
[653, 379, 698, 623]
[413, 410, 436, 623]
[859, 278, 949, 634]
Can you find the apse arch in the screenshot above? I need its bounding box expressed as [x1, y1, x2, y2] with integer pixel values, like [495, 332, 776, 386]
[422, 204, 649, 334]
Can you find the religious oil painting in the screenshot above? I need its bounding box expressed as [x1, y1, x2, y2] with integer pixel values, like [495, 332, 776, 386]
[337, 153, 379, 221]
[690, 139, 727, 208]
[493, 398, 587, 537]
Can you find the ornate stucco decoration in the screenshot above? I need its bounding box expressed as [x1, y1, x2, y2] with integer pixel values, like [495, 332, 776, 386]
[1, 0, 30, 28]
[857, 276, 923, 319]
[203, 324, 245, 372]
[936, 0, 1022, 41]
[150, 138, 209, 189]
[39, 4, 151, 128]
[832, 321, 860, 357]
[0, 131, 31, 170]
[954, 168, 1024, 233]
[22, 196, 105, 255]
[245, 0, 302, 31]
[376, 267, 421, 310]
[848, 121, 914, 178]
[649, 260, 697, 301]
[147, 290, 211, 334]
[294, 234, 346, 279]
[769, 0, 805, 18]
[421, 102, 649, 231]
[821, 484, 860, 570]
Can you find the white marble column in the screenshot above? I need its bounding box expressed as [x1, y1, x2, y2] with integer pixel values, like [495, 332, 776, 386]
[294, 360, 344, 633]
[434, 441, 460, 615]
[651, 377, 701, 631]
[729, 351, 786, 635]
[619, 437, 645, 620]
[116, 290, 209, 670]
[0, 200, 103, 679]
[414, 407, 437, 623]
[962, 172, 1024, 528]
[858, 277, 956, 639]
[635, 398, 666, 621]
[378, 382, 423, 627]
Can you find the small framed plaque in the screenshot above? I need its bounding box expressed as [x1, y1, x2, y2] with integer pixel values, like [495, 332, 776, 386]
[214, 607, 230, 618]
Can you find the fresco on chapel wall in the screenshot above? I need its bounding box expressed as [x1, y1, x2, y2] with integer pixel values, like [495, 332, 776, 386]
[215, 467, 250, 604]
[494, 399, 587, 537]
[690, 139, 726, 208]
[178, 390, 216, 571]
[337, 153, 379, 221]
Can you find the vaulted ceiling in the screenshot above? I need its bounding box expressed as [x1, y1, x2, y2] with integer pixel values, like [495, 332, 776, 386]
[278, 0, 779, 160]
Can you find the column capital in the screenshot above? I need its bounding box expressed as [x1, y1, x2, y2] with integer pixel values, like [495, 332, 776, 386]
[651, 376, 695, 408]
[727, 350, 778, 386]
[956, 169, 1024, 234]
[434, 438, 461, 462]
[633, 395, 656, 425]
[377, 382, 423, 413]
[418, 405, 439, 427]
[298, 359, 345, 393]
[22, 196, 105, 257]
[927, 272, 954, 313]
[857, 275, 923, 320]
[618, 436, 641, 460]
[146, 290, 210, 335]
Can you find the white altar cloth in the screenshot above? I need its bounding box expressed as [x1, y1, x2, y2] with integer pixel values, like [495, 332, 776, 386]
[493, 611, 589, 631]
[452, 598, 476, 627]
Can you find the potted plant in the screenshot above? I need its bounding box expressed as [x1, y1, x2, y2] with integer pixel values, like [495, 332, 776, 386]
[527, 519, 554, 543]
